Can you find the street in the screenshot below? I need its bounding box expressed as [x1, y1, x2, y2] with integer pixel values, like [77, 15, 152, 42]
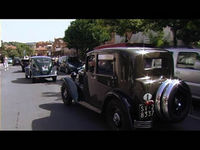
[1, 64, 200, 130]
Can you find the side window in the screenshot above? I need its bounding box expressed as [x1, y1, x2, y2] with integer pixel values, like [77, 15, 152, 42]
[177, 52, 200, 70]
[87, 55, 95, 73]
[97, 54, 114, 75]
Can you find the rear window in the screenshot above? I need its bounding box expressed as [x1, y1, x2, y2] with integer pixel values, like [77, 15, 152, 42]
[144, 58, 162, 69]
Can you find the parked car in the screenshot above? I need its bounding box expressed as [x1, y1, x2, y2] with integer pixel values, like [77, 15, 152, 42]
[12, 57, 21, 66]
[59, 56, 82, 74]
[20, 57, 30, 72]
[61, 45, 192, 130]
[166, 47, 200, 100]
[8, 58, 13, 64]
[25, 56, 57, 83]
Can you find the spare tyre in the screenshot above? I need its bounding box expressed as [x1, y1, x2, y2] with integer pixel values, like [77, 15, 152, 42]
[155, 79, 192, 122]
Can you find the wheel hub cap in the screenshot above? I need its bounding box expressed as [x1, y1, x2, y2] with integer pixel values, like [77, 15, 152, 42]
[113, 112, 121, 127]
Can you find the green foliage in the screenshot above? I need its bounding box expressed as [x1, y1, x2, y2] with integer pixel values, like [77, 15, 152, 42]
[1, 42, 34, 58]
[148, 31, 170, 47]
[177, 20, 200, 46]
[64, 19, 111, 60]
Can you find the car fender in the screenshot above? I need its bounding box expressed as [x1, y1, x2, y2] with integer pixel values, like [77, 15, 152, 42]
[62, 77, 78, 102]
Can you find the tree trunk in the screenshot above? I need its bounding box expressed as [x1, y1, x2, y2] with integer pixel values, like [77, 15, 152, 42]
[171, 28, 177, 47]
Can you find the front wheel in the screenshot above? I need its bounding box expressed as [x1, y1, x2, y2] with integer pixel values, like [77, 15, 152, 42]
[61, 83, 72, 105]
[105, 98, 132, 130]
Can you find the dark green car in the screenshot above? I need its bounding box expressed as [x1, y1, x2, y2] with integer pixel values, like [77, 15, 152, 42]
[61, 45, 192, 130]
[25, 56, 57, 83]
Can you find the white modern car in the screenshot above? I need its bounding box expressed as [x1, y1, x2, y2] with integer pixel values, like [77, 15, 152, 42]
[166, 47, 200, 100]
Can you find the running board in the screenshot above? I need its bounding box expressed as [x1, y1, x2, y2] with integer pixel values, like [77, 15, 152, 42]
[78, 101, 101, 114]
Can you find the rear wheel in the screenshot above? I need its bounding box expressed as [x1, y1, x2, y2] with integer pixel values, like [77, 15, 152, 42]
[61, 83, 72, 105]
[105, 98, 132, 130]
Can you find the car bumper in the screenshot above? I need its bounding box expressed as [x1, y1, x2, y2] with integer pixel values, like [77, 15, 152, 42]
[133, 120, 153, 128]
[32, 74, 57, 78]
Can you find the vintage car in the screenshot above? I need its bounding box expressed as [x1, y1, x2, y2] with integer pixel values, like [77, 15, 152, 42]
[20, 57, 30, 72]
[25, 56, 57, 83]
[12, 57, 21, 66]
[166, 47, 200, 100]
[59, 56, 82, 74]
[61, 44, 192, 130]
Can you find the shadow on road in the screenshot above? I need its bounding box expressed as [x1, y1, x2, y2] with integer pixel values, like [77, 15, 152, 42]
[42, 91, 62, 101]
[12, 70, 23, 73]
[11, 77, 32, 84]
[31, 103, 109, 130]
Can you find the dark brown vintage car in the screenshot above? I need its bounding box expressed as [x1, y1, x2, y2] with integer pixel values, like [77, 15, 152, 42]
[61, 45, 192, 130]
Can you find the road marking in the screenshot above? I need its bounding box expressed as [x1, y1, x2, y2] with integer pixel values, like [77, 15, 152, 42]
[188, 114, 200, 121]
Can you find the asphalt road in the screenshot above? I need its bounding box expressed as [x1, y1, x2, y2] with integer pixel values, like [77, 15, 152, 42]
[1, 64, 200, 131]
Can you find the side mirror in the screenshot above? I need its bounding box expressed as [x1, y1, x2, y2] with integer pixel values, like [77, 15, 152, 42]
[71, 72, 77, 81]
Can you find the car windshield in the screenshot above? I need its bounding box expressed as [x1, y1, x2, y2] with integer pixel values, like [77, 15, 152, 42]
[34, 58, 52, 66]
[68, 57, 81, 66]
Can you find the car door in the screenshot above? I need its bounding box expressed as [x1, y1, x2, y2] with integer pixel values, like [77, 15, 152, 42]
[92, 53, 116, 108]
[175, 51, 200, 98]
[84, 54, 97, 106]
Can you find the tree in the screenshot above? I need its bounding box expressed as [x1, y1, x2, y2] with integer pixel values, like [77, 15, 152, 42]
[64, 19, 111, 60]
[176, 20, 200, 46]
[100, 19, 145, 42]
[143, 19, 190, 47]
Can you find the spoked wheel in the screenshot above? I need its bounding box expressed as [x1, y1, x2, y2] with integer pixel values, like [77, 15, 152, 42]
[105, 98, 132, 130]
[61, 83, 72, 105]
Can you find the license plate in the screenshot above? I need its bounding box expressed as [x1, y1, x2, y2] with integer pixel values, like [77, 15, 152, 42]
[139, 104, 154, 119]
[42, 66, 48, 71]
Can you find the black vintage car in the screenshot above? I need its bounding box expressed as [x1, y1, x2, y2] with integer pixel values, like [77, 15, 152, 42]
[59, 56, 82, 74]
[25, 56, 57, 83]
[61, 45, 192, 130]
[12, 57, 21, 66]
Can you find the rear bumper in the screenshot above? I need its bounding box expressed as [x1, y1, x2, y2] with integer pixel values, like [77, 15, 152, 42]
[133, 120, 153, 128]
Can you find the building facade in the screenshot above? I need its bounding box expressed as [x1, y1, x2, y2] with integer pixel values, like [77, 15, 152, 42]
[35, 41, 53, 56]
[52, 38, 76, 57]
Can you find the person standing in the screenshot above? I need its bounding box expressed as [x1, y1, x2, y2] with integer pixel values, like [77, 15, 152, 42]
[4, 56, 8, 71]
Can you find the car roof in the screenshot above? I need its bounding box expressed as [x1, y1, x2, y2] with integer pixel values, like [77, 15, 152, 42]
[165, 47, 200, 53]
[31, 56, 51, 59]
[89, 47, 168, 55]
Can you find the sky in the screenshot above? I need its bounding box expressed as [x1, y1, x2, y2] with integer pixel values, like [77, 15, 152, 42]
[0, 19, 75, 43]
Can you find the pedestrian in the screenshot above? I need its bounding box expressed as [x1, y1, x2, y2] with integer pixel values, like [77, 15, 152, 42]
[4, 56, 9, 71]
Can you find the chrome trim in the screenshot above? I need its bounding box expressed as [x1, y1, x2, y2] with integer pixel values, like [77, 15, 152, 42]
[162, 79, 180, 120]
[155, 79, 171, 117]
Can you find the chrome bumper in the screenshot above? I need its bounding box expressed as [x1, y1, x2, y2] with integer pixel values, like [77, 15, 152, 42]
[32, 74, 57, 78]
